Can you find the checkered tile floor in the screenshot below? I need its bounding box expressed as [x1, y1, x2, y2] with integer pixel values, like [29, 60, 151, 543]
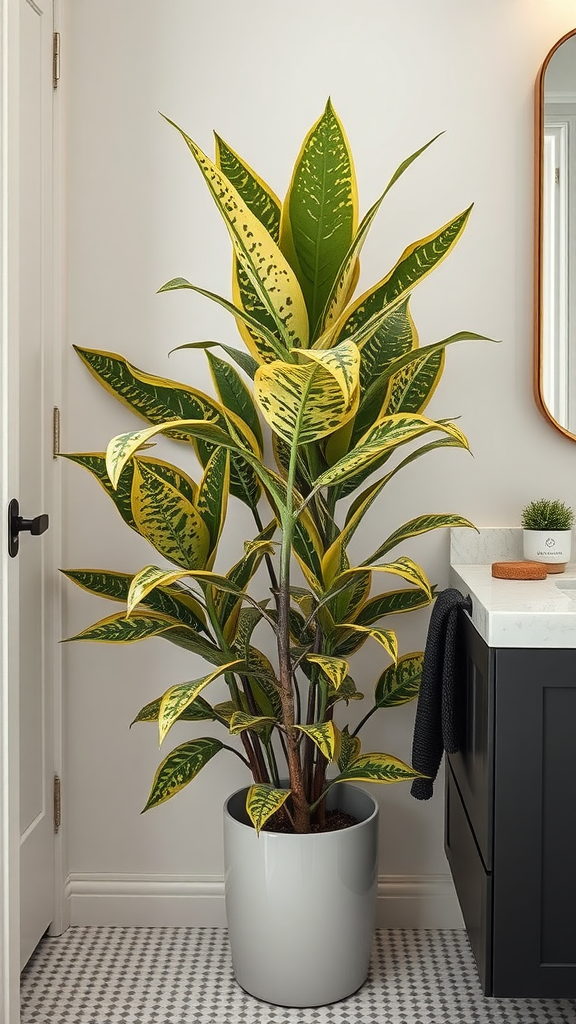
[20, 927, 576, 1023]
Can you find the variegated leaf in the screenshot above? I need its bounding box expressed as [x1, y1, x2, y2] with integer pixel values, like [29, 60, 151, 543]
[333, 207, 472, 348]
[336, 623, 398, 663]
[74, 346, 261, 506]
[61, 452, 198, 532]
[367, 513, 476, 563]
[358, 296, 417, 395]
[131, 460, 210, 570]
[383, 348, 444, 416]
[158, 661, 243, 745]
[322, 476, 387, 586]
[337, 434, 470, 502]
[143, 738, 223, 810]
[229, 711, 276, 735]
[62, 568, 207, 634]
[306, 654, 349, 691]
[327, 675, 364, 706]
[295, 721, 341, 762]
[254, 339, 360, 445]
[332, 557, 432, 603]
[338, 728, 362, 771]
[131, 694, 215, 725]
[375, 653, 423, 708]
[355, 587, 433, 627]
[319, 134, 442, 335]
[63, 610, 180, 645]
[336, 752, 424, 785]
[311, 414, 469, 492]
[163, 115, 309, 350]
[196, 447, 230, 559]
[280, 99, 358, 337]
[246, 784, 291, 835]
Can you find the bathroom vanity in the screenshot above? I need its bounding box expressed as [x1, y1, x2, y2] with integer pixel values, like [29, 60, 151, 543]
[446, 530, 576, 997]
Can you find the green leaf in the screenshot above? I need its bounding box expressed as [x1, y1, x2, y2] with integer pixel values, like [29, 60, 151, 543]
[158, 661, 242, 744]
[215, 133, 281, 240]
[383, 347, 444, 416]
[142, 738, 223, 810]
[327, 675, 364, 707]
[162, 115, 309, 350]
[319, 133, 443, 334]
[169, 341, 259, 380]
[355, 587, 433, 627]
[375, 653, 423, 708]
[131, 694, 216, 725]
[365, 513, 476, 564]
[196, 448, 230, 559]
[207, 352, 263, 450]
[246, 784, 291, 835]
[358, 296, 417, 397]
[280, 99, 358, 336]
[131, 460, 211, 570]
[61, 568, 207, 634]
[337, 434, 470, 502]
[336, 752, 424, 785]
[335, 623, 397, 663]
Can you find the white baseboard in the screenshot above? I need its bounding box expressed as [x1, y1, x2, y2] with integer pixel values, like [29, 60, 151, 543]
[67, 873, 464, 929]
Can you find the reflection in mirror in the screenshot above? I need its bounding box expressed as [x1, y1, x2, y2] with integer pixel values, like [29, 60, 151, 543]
[536, 30, 576, 439]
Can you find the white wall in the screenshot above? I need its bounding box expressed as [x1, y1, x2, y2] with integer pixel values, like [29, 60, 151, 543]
[62, 0, 576, 926]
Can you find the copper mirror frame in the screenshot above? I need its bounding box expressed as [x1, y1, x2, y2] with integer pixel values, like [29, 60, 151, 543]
[535, 28, 576, 441]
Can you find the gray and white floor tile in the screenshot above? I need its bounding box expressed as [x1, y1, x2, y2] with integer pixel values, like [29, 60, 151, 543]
[20, 927, 576, 1023]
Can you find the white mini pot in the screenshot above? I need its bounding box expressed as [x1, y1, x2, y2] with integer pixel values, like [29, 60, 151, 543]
[522, 529, 572, 571]
[223, 782, 379, 1007]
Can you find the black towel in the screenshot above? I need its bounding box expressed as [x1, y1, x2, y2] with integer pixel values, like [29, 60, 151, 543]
[410, 588, 472, 800]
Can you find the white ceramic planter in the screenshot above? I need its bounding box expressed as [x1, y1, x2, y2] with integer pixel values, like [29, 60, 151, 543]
[522, 529, 572, 571]
[223, 782, 379, 1007]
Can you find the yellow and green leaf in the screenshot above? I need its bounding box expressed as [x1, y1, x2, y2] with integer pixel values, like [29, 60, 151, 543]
[206, 352, 263, 450]
[335, 623, 398, 663]
[63, 610, 181, 645]
[366, 513, 476, 564]
[132, 693, 215, 725]
[337, 728, 361, 771]
[355, 587, 433, 628]
[246, 784, 291, 835]
[196, 448, 230, 562]
[280, 99, 358, 337]
[375, 653, 423, 708]
[254, 339, 360, 446]
[319, 134, 442, 335]
[62, 568, 207, 634]
[229, 711, 276, 735]
[336, 752, 424, 785]
[295, 721, 341, 763]
[143, 738, 223, 810]
[306, 654, 349, 692]
[163, 115, 309, 351]
[131, 460, 211, 570]
[158, 661, 243, 745]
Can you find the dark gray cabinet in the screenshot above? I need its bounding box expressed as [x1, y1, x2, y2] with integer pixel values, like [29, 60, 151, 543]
[445, 614, 576, 997]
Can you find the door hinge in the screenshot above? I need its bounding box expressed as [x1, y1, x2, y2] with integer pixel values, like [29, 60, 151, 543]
[53, 32, 60, 90]
[53, 406, 61, 459]
[53, 775, 61, 834]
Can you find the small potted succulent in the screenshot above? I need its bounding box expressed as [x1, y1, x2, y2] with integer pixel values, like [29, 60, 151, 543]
[521, 498, 575, 572]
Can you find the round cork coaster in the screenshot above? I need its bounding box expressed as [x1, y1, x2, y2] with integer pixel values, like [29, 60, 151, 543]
[491, 561, 548, 580]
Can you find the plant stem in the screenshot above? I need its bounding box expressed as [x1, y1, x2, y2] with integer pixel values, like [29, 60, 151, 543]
[351, 705, 378, 738]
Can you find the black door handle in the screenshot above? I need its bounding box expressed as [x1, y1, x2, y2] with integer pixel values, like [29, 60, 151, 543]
[8, 498, 49, 558]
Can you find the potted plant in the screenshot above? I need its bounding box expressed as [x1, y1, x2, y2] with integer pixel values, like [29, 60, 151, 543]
[62, 100, 485, 1007]
[521, 498, 574, 572]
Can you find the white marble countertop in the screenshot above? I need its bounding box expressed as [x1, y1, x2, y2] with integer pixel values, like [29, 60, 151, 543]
[449, 527, 576, 648]
[450, 562, 576, 648]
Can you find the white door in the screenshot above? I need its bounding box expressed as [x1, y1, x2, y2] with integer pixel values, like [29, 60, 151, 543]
[17, 0, 56, 972]
[0, 0, 57, 1004]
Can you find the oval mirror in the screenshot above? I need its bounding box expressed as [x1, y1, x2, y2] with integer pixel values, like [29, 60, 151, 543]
[535, 29, 576, 440]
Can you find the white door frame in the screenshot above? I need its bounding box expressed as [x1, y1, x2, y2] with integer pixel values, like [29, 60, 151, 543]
[0, 0, 65, 1018]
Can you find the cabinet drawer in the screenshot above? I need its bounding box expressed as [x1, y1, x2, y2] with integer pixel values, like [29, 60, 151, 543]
[448, 615, 494, 869]
[445, 761, 492, 994]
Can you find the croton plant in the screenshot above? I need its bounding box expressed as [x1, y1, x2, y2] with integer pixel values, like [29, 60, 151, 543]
[63, 100, 483, 834]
